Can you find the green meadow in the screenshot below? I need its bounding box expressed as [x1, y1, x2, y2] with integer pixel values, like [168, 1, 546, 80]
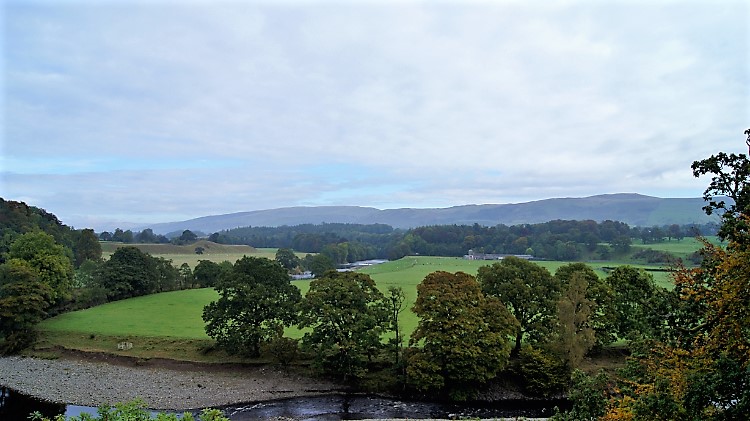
[39, 252, 683, 361]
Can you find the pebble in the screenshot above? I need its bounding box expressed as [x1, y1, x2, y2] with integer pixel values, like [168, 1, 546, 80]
[0, 356, 337, 410]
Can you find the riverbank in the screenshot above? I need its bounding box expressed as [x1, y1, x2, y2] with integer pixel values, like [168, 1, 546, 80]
[0, 354, 341, 410]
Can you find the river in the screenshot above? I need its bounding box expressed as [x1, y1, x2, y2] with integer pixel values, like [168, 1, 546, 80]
[1, 387, 568, 420]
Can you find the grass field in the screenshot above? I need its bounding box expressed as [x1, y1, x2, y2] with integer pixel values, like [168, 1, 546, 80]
[101, 241, 288, 268]
[39, 252, 685, 361]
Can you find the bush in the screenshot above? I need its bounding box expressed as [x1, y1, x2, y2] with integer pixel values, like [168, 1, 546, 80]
[515, 345, 570, 397]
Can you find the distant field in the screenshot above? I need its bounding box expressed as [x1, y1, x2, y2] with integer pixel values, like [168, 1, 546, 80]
[100, 241, 284, 267]
[630, 236, 723, 260]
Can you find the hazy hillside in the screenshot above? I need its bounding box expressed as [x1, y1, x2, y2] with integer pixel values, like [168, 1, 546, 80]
[142, 194, 719, 235]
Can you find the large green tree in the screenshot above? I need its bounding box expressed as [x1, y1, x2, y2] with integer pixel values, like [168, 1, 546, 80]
[0, 259, 55, 353]
[477, 257, 562, 355]
[407, 271, 517, 399]
[604, 266, 661, 341]
[73, 228, 102, 268]
[691, 128, 750, 242]
[203, 256, 300, 357]
[7, 231, 74, 303]
[275, 248, 300, 272]
[297, 271, 388, 379]
[554, 263, 616, 347]
[96, 246, 159, 300]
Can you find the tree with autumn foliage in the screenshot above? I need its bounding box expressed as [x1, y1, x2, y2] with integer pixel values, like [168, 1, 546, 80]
[597, 131, 750, 420]
[407, 271, 517, 399]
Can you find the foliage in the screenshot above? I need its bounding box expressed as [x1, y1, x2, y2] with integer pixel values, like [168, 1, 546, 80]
[554, 271, 596, 368]
[0, 259, 55, 353]
[203, 256, 300, 356]
[275, 247, 300, 271]
[407, 271, 517, 399]
[514, 345, 570, 397]
[96, 246, 159, 301]
[29, 399, 230, 420]
[551, 370, 610, 421]
[73, 228, 102, 268]
[304, 253, 336, 277]
[599, 133, 750, 420]
[554, 263, 616, 348]
[7, 231, 74, 302]
[193, 260, 225, 288]
[691, 129, 750, 242]
[604, 266, 663, 341]
[477, 257, 562, 354]
[298, 271, 388, 379]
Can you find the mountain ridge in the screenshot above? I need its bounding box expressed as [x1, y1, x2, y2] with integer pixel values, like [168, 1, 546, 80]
[141, 193, 719, 235]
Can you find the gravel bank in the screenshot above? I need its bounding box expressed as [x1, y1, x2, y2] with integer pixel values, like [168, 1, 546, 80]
[0, 355, 339, 410]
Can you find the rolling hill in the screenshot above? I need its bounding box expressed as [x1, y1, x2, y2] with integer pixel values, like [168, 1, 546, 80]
[143, 194, 720, 235]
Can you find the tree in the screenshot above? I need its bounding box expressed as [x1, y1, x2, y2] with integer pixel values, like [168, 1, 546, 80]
[386, 286, 407, 367]
[297, 271, 388, 379]
[554, 263, 616, 347]
[477, 257, 562, 355]
[691, 129, 750, 242]
[407, 271, 517, 399]
[73, 228, 102, 267]
[193, 260, 224, 288]
[305, 253, 336, 277]
[177, 230, 198, 244]
[0, 259, 55, 353]
[599, 133, 750, 419]
[202, 256, 300, 357]
[605, 266, 661, 340]
[7, 231, 74, 303]
[96, 246, 158, 300]
[275, 248, 300, 272]
[554, 271, 596, 369]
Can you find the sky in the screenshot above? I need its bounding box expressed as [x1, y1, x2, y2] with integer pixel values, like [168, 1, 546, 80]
[2, 0, 749, 231]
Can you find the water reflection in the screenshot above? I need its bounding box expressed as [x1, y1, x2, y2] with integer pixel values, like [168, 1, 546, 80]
[1, 387, 568, 420]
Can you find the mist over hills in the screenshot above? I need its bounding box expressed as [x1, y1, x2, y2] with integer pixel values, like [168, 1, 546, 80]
[141, 194, 718, 235]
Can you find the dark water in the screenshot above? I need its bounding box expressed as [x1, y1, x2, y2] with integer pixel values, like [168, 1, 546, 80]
[1, 387, 568, 420]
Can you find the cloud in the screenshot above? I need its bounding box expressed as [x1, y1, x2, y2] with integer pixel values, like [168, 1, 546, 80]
[2, 0, 747, 230]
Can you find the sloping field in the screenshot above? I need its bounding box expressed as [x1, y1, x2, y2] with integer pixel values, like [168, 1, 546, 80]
[41, 256, 671, 352]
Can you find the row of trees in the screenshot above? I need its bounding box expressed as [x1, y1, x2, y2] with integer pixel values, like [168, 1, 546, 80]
[201, 252, 664, 398]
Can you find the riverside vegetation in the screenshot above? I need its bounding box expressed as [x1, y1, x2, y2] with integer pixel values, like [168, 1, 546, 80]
[1, 131, 749, 420]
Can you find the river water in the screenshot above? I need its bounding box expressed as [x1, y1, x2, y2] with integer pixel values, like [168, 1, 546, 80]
[1, 387, 568, 420]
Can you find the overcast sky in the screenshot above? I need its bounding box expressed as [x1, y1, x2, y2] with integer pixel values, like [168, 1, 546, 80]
[2, 0, 748, 231]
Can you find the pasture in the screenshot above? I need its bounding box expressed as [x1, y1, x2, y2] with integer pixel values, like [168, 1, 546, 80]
[101, 241, 283, 267]
[39, 254, 680, 360]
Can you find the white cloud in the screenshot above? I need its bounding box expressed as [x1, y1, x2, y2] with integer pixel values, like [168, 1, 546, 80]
[2, 0, 747, 229]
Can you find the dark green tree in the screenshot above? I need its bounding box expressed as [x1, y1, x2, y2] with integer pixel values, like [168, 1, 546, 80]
[305, 253, 336, 277]
[96, 246, 158, 300]
[193, 260, 224, 288]
[477, 257, 562, 355]
[297, 271, 388, 379]
[0, 259, 55, 353]
[604, 266, 660, 340]
[203, 256, 300, 357]
[691, 129, 750, 243]
[407, 271, 517, 399]
[73, 228, 102, 267]
[275, 248, 300, 272]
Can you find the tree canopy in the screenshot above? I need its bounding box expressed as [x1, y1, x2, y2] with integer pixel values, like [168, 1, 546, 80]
[297, 271, 388, 379]
[408, 271, 517, 399]
[202, 256, 300, 357]
[477, 257, 562, 354]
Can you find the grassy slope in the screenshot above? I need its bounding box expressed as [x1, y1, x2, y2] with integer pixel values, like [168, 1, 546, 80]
[40, 253, 681, 358]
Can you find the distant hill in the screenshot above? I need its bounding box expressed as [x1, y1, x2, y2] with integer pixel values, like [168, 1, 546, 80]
[142, 194, 720, 235]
